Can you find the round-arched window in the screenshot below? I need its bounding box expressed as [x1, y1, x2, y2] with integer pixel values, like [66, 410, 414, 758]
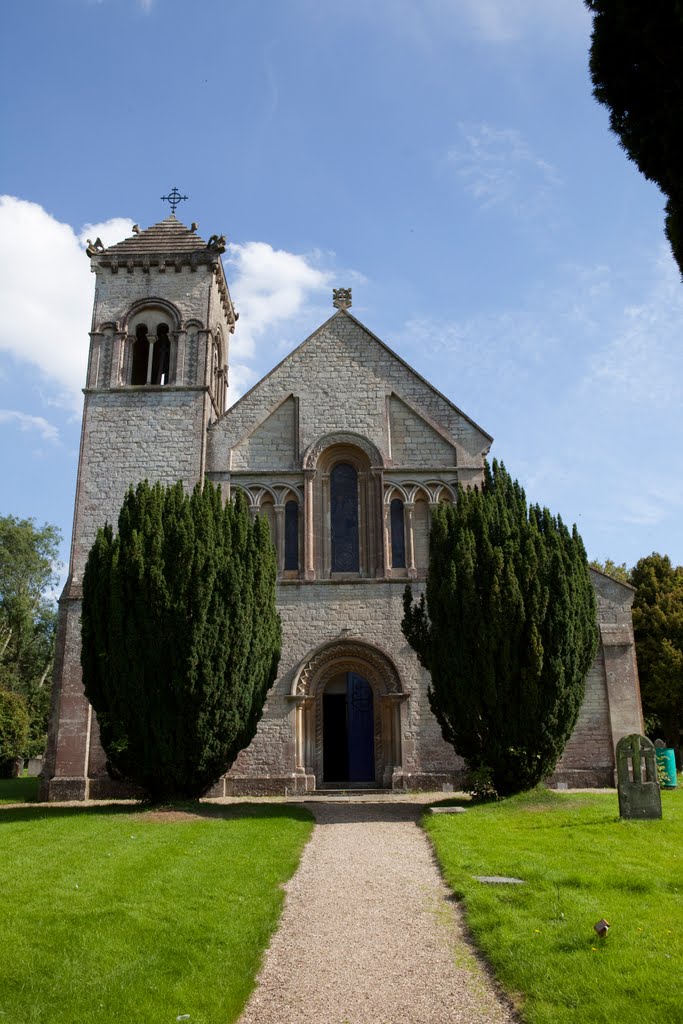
[330, 463, 359, 572]
[390, 498, 406, 569]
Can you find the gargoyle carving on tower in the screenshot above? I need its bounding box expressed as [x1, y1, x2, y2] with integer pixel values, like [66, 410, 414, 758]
[207, 234, 227, 254]
[85, 238, 105, 257]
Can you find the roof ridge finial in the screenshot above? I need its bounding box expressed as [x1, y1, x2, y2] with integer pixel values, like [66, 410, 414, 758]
[333, 287, 352, 311]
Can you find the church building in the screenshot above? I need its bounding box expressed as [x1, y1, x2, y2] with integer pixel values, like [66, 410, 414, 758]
[41, 215, 644, 799]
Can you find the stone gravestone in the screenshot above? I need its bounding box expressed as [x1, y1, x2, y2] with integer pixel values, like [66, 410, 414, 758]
[616, 734, 662, 820]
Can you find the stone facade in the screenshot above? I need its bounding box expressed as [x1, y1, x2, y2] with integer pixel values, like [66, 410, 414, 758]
[41, 217, 644, 800]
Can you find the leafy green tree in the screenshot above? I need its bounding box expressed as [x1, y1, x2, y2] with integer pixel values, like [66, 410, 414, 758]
[81, 480, 281, 801]
[402, 461, 598, 797]
[589, 558, 630, 585]
[0, 688, 30, 776]
[629, 553, 683, 758]
[586, 1, 683, 276]
[0, 515, 61, 757]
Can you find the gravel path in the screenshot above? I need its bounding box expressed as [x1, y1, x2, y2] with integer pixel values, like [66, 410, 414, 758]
[239, 800, 516, 1024]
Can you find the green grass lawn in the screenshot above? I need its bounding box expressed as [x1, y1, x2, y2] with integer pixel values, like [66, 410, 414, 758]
[425, 787, 683, 1024]
[0, 802, 313, 1024]
[0, 775, 39, 803]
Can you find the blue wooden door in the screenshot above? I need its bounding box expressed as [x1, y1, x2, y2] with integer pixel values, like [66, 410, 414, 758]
[347, 672, 375, 781]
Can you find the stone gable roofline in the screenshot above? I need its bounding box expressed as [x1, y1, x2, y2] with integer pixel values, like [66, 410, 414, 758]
[589, 565, 636, 592]
[216, 308, 494, 447]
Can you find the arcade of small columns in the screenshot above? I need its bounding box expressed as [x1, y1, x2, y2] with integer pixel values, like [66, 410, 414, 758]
[229, 441, 457, 581]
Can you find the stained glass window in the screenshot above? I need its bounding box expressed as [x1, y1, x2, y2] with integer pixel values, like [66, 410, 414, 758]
[331, 463, 359, 572]
[390, 498, 406, 568]
[284, 500, 298, 570]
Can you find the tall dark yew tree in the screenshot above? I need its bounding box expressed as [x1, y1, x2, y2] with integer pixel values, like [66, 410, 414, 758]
[402, 461, 598, 796]
[586, 1, 683, 276]
[81, 481, 281, 800]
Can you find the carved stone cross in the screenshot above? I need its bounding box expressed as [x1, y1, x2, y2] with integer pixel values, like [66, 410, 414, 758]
[333, 287, 352, 310]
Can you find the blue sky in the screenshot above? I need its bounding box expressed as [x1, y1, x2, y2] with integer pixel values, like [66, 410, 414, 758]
[1, 0, 681, 582]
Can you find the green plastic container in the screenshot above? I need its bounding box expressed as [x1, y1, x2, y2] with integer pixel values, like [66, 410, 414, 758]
[656, 747, 677, 788]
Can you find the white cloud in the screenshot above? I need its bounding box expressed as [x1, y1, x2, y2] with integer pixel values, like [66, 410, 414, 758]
[0, 409, 60, 442]
[0, 197, 133, 412]
[407, 248, 683, 417]
[400, 247, 683, 562]
[0, 197, 339, 413]
[446, 124, 562, 215]
[78, 218, 136, 250]
[226, 242, 332, 358]
[582, 250, 683, 406]
[224, 241, 333, 402]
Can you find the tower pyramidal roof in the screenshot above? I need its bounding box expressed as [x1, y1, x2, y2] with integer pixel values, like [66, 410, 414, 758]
[100, 215, 213, 256]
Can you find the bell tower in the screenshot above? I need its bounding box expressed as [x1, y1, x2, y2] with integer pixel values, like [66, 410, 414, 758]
[41, 213, 237, 800]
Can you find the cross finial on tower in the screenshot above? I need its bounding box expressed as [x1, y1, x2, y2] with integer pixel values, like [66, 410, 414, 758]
[160, 187, 189, 214]
[333, 287, 352, 310]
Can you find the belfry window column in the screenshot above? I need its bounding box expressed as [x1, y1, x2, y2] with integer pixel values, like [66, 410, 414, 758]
[173, 328, 186, 385]
[111, 329, 126, 387]
[86, 331, 103, 389]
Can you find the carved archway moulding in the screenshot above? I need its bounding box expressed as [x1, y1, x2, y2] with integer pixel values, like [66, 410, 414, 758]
[302, 432, 385, 471]
[121, 296, 184, 331]
[291, 637, 404, 697]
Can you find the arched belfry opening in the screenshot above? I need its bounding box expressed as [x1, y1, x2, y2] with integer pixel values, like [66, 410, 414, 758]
[289, 639, 407, 789]
[126, 301, 180, 387]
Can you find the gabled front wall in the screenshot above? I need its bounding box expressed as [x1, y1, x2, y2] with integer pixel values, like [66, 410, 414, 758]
[207, 311, 491, 476]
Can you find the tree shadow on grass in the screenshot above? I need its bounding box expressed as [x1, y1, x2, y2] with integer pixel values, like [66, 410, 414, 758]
[0, 801, 313, 826]
[0, 777, 39, 803]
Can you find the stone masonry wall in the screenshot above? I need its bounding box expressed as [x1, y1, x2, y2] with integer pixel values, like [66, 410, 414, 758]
[231, 396, 298, 471]
[70, 390, 206, 578]
[388, 396, 456, 466]
[227, 580, 460, 784]
[555, 648, 613, 783]
[208, 312, 490, 473]
[228, 571, 640, 793]
[92, 265, 218, 329]
[45, 570, 642, 798]
[552, 569, 642, 787]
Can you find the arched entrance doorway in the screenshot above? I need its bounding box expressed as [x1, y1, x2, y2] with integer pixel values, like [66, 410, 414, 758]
[322, 672, 375, 783]
[289, 638, 407, 789]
